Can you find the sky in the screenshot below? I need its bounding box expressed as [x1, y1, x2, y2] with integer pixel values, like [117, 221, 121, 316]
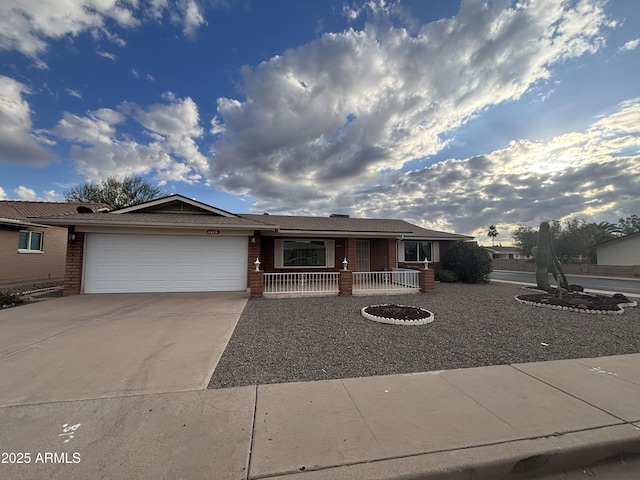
[1, 0, 639, 245]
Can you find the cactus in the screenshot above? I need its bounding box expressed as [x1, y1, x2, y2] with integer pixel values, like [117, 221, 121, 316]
[532, 221, 569, 292]
[533, 222, 551, 290]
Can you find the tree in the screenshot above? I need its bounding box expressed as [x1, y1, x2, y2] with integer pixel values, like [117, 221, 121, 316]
[618, 215, 640, 235]
[487, 225, 499, 247]
[65, 176, 166, 210]
[511, 225, 538, 257]
[441, 241, 493, 283]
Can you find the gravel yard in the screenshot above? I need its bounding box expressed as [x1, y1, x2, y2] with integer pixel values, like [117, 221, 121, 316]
[208, 282, 639, 389]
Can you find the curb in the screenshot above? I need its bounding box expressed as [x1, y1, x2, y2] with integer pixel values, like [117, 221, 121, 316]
[258, 424, 640, 480]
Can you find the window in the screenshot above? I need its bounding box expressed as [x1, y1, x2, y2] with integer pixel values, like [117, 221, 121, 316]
[18, 231, 43, 252]
[403, 241, 431, 262]
[275, 239, 335, 268]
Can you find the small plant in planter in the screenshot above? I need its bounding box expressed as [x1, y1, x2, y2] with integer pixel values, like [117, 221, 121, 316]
[0, 293, 24, 308]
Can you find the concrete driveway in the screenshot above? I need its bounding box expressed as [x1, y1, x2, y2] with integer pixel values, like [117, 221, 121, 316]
[0, 292, 248, 407]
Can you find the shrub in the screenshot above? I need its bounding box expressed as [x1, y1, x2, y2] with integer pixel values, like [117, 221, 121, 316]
[0, 293, 24, 308]
[442, 242, 493, 283]
[435, 269, 458, 283]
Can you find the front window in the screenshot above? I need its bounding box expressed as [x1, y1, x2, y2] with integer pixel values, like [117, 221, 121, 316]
[18, 231, 43, 252]
[283, 240, 327, 267]
[404, 241, 431, 262]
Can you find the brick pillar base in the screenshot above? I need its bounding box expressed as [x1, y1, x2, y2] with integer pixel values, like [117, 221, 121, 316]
[419, 268, 435, 293]
[249, 270, 264, 298]
[64, 231, 84, 296]
[339, 270, 353, 296]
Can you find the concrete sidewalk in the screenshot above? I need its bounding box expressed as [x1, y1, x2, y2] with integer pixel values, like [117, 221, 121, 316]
[2, 354, 640, 479]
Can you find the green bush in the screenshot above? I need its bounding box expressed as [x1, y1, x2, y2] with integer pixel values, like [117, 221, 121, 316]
[0, 293, 24, 308]
[441, 242, 493, 283]
[435, 269, 458, 283]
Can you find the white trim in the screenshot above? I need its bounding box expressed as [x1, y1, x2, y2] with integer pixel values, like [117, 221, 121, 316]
[18, 230, 44, 252]
[275, 238, 335, 268]
[399, 240, 439, 263]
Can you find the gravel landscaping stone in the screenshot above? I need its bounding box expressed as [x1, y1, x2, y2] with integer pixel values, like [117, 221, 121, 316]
[208, 282, 640, 390]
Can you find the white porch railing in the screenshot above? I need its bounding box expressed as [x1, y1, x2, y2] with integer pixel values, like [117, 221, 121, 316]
[263, 272, 340, 296]
[353, 270, 419, 292]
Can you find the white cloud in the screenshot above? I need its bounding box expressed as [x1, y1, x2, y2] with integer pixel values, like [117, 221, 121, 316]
[0, 0, 208, 60]
[52, 94, 208, 184]
[53, 108, 125, 145]
[43, 189, 64, 201]
[209, 0, 613, 210]
[66, 88, 82, 99]
[97, 50, 118, 60]
[0, 185, 63, 201]
[618, 38, 639, 53]
[13, 186, 38, 200]
[0, 75, 55, 165]
[176, 0, 207, 38]
[350, 100, 640, 237]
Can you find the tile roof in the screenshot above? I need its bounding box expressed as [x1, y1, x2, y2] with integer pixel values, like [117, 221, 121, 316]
[242, 214, 471, 239]
[0, 201, 108, 220]
[32, 212, 269, 229]
[26, 197, 471, 239]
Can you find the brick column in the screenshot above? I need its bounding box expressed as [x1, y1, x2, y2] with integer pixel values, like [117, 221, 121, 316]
[339, 270, 353, 296]
[346, 238, 358, 271]
[249, 270, 264, 298]
[64, 230, 84, 296]
[419, 267, 435, 293]
[247, 231, 261, 276]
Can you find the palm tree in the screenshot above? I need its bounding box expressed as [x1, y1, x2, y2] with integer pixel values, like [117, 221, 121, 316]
[487, 225, 499, 247]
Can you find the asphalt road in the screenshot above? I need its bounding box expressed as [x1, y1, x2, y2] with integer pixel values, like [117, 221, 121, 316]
[490, 270, 640, 297]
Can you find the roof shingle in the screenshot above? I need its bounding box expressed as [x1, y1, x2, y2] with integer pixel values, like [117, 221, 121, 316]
[0, 201, 108, 220]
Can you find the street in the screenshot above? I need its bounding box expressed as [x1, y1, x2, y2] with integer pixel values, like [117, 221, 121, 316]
[490, 270, 640, 298]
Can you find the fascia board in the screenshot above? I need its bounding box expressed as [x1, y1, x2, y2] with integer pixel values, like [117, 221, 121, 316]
[0, 217, 51, 228]
[34, 217, 269, 231]
[259, 229, 409, 238]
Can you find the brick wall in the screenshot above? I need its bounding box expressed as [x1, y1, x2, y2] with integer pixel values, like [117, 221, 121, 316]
[346, 238, 358, 271]
[387, 238, 397, 269]
[247, 231, 261, 277]
[369, 238, 388, 271]
[0, 227, 67, 285]
[64, 231, 85, 296]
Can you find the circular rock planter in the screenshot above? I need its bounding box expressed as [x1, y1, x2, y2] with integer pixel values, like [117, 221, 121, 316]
[361, 304, 434, 325]
[515, 288, 637, 315]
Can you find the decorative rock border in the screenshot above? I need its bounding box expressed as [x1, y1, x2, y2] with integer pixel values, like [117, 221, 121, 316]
[361, 304, 435, 325]
[515, 288, 637, 315]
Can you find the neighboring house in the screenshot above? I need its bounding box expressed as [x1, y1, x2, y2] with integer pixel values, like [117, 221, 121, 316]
[594, 232, 640, 266]
[0, 201, 108, 285]
[484, 245, 528, 260]
[34, 194, 472, 295]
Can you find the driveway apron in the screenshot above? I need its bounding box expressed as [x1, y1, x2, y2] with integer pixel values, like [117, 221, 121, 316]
[0, 292, 248, 406]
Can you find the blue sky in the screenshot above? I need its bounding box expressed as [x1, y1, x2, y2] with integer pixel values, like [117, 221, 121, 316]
[1, 0, 639, 244]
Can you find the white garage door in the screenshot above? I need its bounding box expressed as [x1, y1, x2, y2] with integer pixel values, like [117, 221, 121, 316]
[83, 233, 248, 293]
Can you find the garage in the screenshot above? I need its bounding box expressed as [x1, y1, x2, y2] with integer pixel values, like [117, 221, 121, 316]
[83, 233, 248, 293]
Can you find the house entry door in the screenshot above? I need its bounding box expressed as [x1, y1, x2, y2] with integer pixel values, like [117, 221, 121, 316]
[356, 240, 370, 271]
